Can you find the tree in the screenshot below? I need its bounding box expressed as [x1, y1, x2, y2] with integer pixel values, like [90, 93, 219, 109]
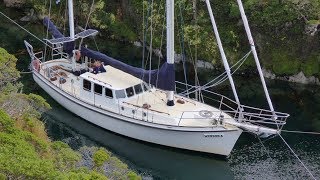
[0, 48, 20, 93]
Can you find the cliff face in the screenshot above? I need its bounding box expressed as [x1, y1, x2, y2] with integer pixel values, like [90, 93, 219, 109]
[1, 0, 320, 83]
[3, 0, 26, 8]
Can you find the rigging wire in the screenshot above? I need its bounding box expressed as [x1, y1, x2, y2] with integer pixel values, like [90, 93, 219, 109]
[142, 0, 152, 69]
[278, 133, 316, 180]
[43, 0, 52, 62]
[79, 0, 95, 50]
[177, 2, 189, 97]
[0, 11, 47, 45]
[256, 135, 272, 159]
[282, 130, 320, 135]
[179, 50, 251, 96]
[155, 0, 166, 88]
[148, 0, 154, 85]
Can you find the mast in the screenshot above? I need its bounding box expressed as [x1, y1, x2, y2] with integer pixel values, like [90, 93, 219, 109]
[68, 0, 76, 71]
[236, 0, 275, 113]
[68, 0, 75, 39]
[205, 0, 241, 107]
[166, 0, 175, 106]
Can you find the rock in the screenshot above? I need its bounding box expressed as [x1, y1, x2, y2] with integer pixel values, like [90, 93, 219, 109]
[262, 68, 276, 79]
[196, 60, 214, 70]
[263, 69, 320, 85]
[20, 9, 38, 22]
[305, 23, 320, 36]
[3, 0, 26, 8]
[288, 71, 320, 85]
[133, 41, 142, 47]
[288, 71, 308, 84]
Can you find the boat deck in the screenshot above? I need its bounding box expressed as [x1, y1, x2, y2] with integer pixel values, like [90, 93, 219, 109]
[39, 59, 237, 129]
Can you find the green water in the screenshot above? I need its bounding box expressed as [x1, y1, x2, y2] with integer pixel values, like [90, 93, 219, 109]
[1, 11, 320, 179]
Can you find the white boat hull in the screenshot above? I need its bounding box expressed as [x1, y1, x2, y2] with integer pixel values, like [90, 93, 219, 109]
[34, 72, 242, 156]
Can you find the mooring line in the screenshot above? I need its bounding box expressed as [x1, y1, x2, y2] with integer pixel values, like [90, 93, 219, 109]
[282, 130, 320, 135]
[278, 133, 316, 180]
[20, 71, 32, 74]
[257, 135, 272, 159]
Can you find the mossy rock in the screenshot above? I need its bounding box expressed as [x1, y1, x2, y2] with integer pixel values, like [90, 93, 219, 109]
[271, 51, 301, 75]
[300, 56, 320, 77]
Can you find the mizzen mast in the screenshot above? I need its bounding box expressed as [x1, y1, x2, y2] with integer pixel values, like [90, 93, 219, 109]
[166, 0, 175, 106]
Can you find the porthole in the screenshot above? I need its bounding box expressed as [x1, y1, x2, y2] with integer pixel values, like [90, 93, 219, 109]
[143, 112, 147, 117]
[121, 106, 124, 111]
[132, 110, 135, 114]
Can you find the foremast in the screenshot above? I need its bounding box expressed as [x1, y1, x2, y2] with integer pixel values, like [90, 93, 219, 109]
[205, 0, 241, 108]
[236, 0, 275, 113]
[203, 0, 285, 136]
[166, 0, 175, 106]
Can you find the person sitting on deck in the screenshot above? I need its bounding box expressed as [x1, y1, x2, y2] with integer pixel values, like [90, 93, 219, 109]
[92, 60, 106, 74]
[71, 50, 88, 76]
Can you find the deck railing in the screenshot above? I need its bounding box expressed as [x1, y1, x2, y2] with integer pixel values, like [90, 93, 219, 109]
[175, 81, 289, 130]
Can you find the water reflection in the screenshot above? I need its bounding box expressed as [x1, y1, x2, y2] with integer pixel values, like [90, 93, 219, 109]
[41, 78, 320, 179]
[43, 107, 234, 180]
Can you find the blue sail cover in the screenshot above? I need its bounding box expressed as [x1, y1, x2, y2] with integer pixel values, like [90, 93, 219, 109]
[43, 17, 74, 55]
[43, 17, 175, 91]
[81, 47, 175, 91]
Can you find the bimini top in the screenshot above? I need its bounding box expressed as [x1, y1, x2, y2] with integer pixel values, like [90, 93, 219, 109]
[80, 65, 143, 90]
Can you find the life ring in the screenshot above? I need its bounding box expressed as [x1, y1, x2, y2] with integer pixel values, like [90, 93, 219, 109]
[32, 58, 40, 72]
[199, 110, 213, 118]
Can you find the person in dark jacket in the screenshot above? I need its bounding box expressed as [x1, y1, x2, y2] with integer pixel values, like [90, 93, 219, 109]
[92, 61, 106, 74]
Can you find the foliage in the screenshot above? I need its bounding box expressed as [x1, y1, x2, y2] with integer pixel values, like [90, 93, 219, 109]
[300, 54, 320, 76]
[0, 108, 109, 179]
[82, 146, 141, 180]
[271, 50, 301, 75]
[0, 45, 140, 179]
[0, 48, 20, 93]
[51, 141, 81, 171]
[93, 147, 110, 167]
[23, 0, 320, 76]
[0, 93, 51, 120]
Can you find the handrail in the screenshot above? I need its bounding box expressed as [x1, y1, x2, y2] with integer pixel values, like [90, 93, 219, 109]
[122, 101, 170, 116]
[175, 81, 289, 130]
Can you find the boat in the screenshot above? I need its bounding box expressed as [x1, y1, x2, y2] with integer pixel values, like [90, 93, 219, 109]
[23, 0, 289, 156]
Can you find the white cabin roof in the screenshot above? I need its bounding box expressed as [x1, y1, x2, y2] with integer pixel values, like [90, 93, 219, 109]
[80, 65, 144, 90]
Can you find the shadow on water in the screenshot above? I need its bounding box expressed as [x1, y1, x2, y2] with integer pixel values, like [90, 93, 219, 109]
[42, 103, 234, 180]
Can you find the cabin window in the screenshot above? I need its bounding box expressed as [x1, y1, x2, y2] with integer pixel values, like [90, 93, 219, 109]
[143, 83, 149, 91]
[105, 88, 113, 98]
[83, 79, 91, 91]
[134, 84, 143, 95]
[126, 87, 134, 97]
[115, 90, 126, 99]
[94, 84, 103, 95]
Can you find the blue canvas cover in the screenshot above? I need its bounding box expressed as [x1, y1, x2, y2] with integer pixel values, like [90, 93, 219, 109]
[43, 17, 74, 55]
[43, 17, 175, 91]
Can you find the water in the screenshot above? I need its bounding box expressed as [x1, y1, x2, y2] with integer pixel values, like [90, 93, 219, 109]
[39, 77, 320, 180]
[1, 11, 320, 179]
